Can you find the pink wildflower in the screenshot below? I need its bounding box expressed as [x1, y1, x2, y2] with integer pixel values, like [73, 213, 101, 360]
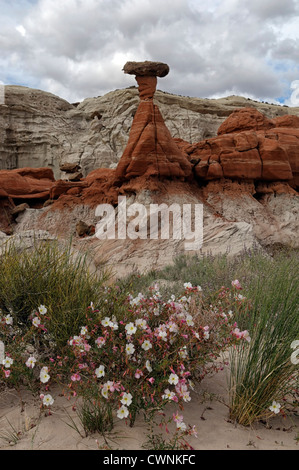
[189, 425, 198, 438]
[233, 328, 251, 342]
[173, 411, 184, 424]
[78, 363, 88, 369]
[135, 369, 143, 378]
[71, 373, 81, 382]
[231, 279, 242, 289]
[233, 327, 242, 338]
[95, 337, 105, 348]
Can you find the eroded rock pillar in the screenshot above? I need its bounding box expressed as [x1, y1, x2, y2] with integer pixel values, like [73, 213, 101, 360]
[115, 61, 192, 182]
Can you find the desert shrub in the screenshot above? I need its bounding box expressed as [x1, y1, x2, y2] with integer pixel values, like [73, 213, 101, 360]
[51, 282, 249, 434]
[1, 281, 249, 440]
[0, 239, 110, 351]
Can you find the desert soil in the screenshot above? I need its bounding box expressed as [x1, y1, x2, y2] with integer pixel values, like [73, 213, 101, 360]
[0, 364, 298, 452]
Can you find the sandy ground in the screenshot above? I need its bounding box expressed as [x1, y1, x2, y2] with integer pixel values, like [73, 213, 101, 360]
[0, 365, 298, 452]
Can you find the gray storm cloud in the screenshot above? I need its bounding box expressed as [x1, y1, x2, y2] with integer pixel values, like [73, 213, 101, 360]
[0, 0, 298, 104]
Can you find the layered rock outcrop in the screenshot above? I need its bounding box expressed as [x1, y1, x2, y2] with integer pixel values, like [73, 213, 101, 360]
[0, 167, 55, 201]
[1, 84, 299, 180]
[1, 62, 298, 275]
[0, 167, 55, 234]
[179, 107, 299, 188]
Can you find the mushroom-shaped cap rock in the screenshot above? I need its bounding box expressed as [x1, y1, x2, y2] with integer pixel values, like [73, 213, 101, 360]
[123, 61, 169, 77]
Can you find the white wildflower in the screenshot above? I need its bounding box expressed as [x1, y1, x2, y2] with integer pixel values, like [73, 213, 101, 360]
[269, 401, 281, 414]
[32, 317, 41, 328]
[168, 373, 179, 385]
[38, 305, 47, 315]
[126, 343, 135, 355]
[120, 392, 133, 406]
[184, 282, 193, 289]
[4, 314, 13, 325]
[40, 366, 50, 383]
[25, 356, 37, 369]
[125, 322, 137, 335]
[141, 340, 152, 351]
[3, 356, 13, 368]
[42, 394, 54, 407]
[117, 405, 129, 419]
[95, 365, 105, 378]
[101, 317, 111, 327]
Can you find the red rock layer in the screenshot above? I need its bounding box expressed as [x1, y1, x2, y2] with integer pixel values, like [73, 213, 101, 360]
[114, 73, 192, 183]
[115, 100, 192, 182]
[0, 167, 55, 200]
[217, 107, 275, 135]
[0, 104, 298, 234]
[0, 167, 55, 233]
[181, 107, 298, 188]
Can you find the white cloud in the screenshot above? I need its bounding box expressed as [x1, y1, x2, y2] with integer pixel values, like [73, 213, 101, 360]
[244, 0, 297, 19]
[285, 80, 299, 106]
[16, 25, 27, 36]
[0, 0, 298, 105]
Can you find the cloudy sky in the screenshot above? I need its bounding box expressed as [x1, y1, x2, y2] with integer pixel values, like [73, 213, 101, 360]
[1, 0, 299, 105]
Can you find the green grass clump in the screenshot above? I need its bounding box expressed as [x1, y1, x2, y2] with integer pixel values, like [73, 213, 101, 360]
[119, 246, 297, 302]
[0, 238, 110, 351]
[227, 249, 299, 425]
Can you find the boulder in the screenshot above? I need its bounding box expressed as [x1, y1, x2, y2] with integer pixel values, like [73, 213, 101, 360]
[0, 196, 14, 234]
[49, 180, 87, 199]
[217, 107, 274, 135]
[11, 203, 29, 217]
[60, 162, 82, 173]
[67, 171, 83, 182]
[123, 60, 170, 77]
[76, 220, 91, 237]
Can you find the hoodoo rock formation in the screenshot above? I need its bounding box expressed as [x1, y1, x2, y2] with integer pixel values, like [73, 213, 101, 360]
[0, 62, 298, 275]
[115, 61, 192, 182]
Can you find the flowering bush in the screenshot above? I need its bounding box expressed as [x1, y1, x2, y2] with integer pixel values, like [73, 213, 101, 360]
[0, 304, 57, 408]
[54, 282, 250, 433]
[1, 281, 251, 438]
